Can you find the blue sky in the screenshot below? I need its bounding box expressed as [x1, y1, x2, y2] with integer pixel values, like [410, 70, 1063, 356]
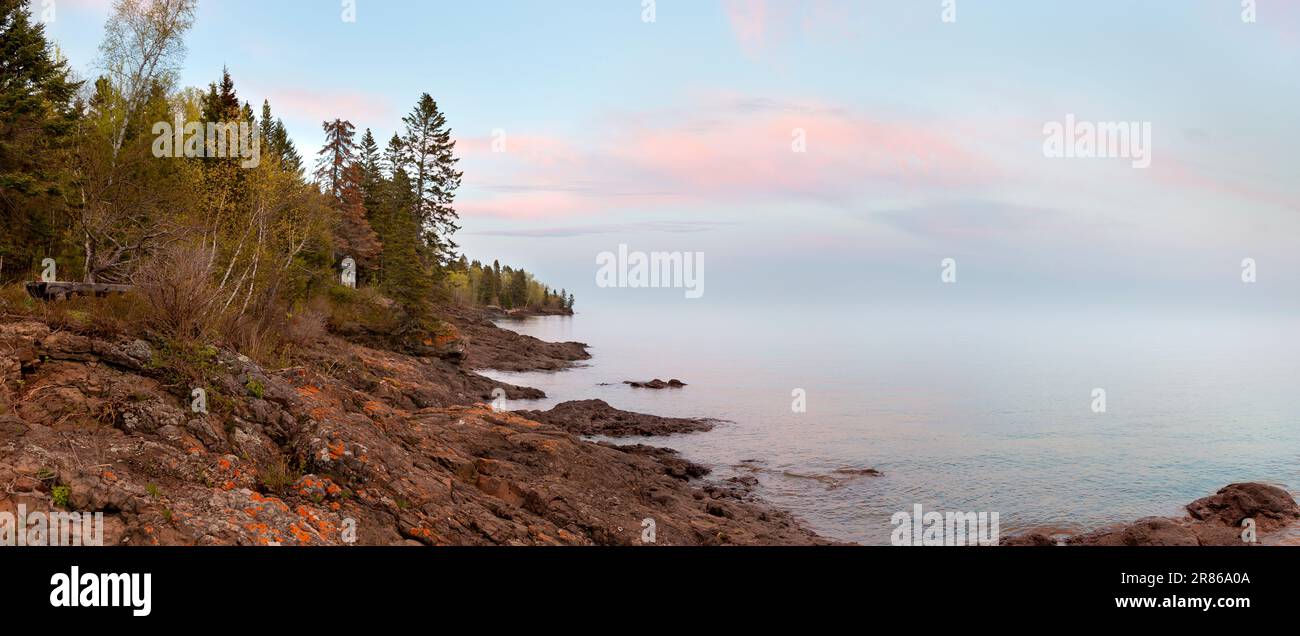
[37, 0, 1300, 312]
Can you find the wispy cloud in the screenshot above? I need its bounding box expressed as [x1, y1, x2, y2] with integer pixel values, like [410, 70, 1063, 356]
[722, 0, 862, 56]
[458, 92, 997, 220]
[465, 220, 734, 238]
[248, 84, 395, 129]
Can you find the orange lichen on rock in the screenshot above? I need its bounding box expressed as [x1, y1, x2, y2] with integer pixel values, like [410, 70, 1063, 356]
[289, 523, 312, 544]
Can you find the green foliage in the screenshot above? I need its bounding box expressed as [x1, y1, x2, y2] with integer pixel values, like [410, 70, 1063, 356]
[245, 379, 265, 399]
[258, 455, 303, 495]
[400, 94, 462, 265]
[442, 257, 571, 312]
[0, 1, 83, 284]
[51, 485, 71, 508]
[322, 284, 400, 336]
[150, 339, 222, 395]
[1, 1, 573, 369]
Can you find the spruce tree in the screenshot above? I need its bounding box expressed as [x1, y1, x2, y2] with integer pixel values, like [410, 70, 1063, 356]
[272, 119, 302, 175]
[357, 128, 382, 204]
[379, 167, 429, 319]
[314, 118, 356, 200]
[401, 93, 462, 265]
[383, 133, 408, 176]
[201, 66, 240, 122]
[259, 99, 275, 153]
[0, 0, 81, 281]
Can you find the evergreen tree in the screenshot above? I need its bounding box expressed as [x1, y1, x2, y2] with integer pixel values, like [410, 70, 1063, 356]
[201, 66, 240, 121]
[357, 128, 382, 203]
[272, 119, 302, 175]
[508, 269, 528, 309]
[259, 99, 275, 153]
[400, 93, 462, 265]
[334, 163, 382, 274]
[377, 167, 428, 318]
[314, 118, 356, 200]
[0, 0, 82, 281]
[383, 132, 408, 177]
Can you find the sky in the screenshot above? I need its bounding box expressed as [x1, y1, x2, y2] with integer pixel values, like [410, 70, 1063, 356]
[34, 0, 1300, 313]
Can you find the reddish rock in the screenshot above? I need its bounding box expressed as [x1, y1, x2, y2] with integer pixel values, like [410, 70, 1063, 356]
[1186, 482, 1300, 531]
[0, 317, 828, 546]
[1003, 483, 1299, 547]
[515, 399, 716, 437]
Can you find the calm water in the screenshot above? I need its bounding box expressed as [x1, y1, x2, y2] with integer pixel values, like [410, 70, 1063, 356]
[483, 303, 1300, 545]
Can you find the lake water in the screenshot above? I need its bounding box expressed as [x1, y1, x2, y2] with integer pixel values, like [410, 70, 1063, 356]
[482, 302, 1300, 545]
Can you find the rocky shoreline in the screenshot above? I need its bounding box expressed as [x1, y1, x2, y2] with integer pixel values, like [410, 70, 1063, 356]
[1003, 483, 1300, 546]
[4, 302, 1293, 547]
[0, 306, 829, 546]
[441, 304, 590, 372]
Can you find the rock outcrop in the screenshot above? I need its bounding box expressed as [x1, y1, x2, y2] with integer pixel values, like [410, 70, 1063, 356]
[514, 399, 716, 437]
[624, 379, 687, 389]
[0, 318, 828, 546]
[1002, 483, 1300, 546]
[441, 305, 590, 372]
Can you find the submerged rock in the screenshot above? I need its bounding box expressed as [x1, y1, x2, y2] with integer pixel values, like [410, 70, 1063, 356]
[624, 379, 687, 389]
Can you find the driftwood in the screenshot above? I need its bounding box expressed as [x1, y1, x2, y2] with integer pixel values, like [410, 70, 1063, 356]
[25, 281, 134, 301]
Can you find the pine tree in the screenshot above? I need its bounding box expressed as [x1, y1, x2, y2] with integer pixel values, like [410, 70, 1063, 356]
[314, 119, 356, 200]
[259, 99, 275, 153]
[201, 66, 240, 122]
[272, 120, 302, 175]
[383, 132, 408, 177]
[357, 128, 382, 204]
[377, 167, 429, 318]
[401, 93, 462, 265]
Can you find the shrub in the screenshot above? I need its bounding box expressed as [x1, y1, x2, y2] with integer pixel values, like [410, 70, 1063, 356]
[322, 284, 399, 337]
[258, 455, 303, 495]
[51, 485, 70, 508]
[284, 305, 327, 348]
[0, 284, 36, 316]
[46, 292, 150, 338]
[133, 242, 220, 341]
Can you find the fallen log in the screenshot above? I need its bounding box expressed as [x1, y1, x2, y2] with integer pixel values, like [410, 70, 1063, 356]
[25, 281, 134, 301]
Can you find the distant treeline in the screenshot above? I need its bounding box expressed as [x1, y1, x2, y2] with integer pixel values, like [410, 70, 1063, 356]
[445, 257, 573, 312]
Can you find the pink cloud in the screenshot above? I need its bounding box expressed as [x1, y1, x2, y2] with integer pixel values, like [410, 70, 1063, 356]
[458, 133, 584, 167]
[1152, 158, 1300, 213]
[723, 0, 771, 54]
[457, 189, 597, 221]
[722, 0, 862, 56]
[250, 84, 394, 128]
[457, 94, 998, 220]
